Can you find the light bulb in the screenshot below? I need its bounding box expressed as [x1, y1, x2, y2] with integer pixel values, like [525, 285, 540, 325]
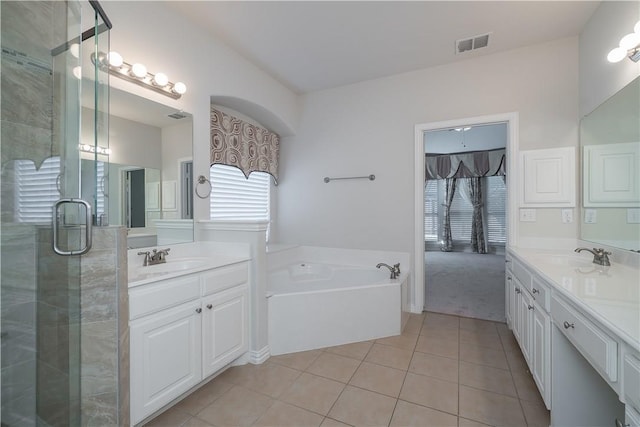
[153, 72, 169, 86]
[173, 81, 187, 94]
[635, 20, 640, 35]
[131, 63, 147, 78]
[619, 32, 640, 50]
[607, 47, 627, 63]
[107, 51, 123, 67]
[73, 66, 82, 80]
[70, 43, 80, 58]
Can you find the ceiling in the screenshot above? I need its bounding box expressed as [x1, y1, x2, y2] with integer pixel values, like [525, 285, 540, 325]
[425, 123, 507, 154]
[167, 1, 599, 94]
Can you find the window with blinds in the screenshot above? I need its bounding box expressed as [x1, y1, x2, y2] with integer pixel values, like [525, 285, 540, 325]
[14, 157, 61, 224]
[209, 164, 270, 222]
[424, 180, 438, 241]
[486, 176, 507, 243]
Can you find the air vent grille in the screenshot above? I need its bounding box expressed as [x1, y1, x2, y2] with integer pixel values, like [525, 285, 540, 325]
[168, 111, 189, 120]
[456, 33, 491, 54]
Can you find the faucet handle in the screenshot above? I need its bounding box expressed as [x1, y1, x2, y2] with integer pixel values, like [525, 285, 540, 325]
[393, 263, 401, 274]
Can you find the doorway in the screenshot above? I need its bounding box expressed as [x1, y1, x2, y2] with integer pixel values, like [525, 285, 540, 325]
[413, 113, 519, 316]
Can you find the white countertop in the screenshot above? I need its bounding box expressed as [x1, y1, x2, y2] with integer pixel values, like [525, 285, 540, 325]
[509, 247, 640, 352]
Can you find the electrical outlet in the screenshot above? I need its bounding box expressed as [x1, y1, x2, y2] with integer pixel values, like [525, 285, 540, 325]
[584, 209, 597, 224]
[561, 209, 573, 224]
[520, 209, 537, 222]
[628, 208, 640, 224]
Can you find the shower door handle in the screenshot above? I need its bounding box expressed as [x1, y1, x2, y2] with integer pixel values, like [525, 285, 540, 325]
[52, 198, 93, 256]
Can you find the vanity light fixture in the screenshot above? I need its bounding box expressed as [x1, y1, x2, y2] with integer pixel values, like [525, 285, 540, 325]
[79, 144, 111, 156]
[91, 51, 187, 99]
[607, 20, 640, 63]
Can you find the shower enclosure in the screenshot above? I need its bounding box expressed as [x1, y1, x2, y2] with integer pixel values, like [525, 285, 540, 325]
[1, 1, 125, 425]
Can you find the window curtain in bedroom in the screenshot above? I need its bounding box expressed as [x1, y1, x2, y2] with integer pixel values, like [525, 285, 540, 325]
[210, 107, 280, 183]
[468, 177, 486, 253]
[441, 178, 457, 252]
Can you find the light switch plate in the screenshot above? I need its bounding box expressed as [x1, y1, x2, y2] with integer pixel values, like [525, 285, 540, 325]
[584, 209, 597, 224]
[520, 208, 537, 222]
[561, 209, 573, 223]
[628, 208, 640, 224]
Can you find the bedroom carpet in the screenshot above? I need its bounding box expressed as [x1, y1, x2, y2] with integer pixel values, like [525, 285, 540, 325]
[425, 251, 505, 322]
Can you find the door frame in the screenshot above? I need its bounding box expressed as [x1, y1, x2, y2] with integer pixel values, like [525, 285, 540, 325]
[413, 112, 519, 312]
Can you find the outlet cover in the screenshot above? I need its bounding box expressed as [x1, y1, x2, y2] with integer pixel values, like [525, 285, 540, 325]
[628, 208, 640, 224]
[520, 208, 537, 222]
[561, 208, 573, 223]
[584, 209, 597, 224]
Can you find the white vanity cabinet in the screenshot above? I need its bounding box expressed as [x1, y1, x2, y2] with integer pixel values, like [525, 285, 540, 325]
[506, 252, 552, 408]
[129, 261, 249, 425]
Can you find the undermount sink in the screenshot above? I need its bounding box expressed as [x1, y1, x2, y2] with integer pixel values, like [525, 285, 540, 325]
[531, 254, 594, 268]
[143, 257, 211, 273]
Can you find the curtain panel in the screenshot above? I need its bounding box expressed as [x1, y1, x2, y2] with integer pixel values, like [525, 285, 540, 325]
[210, 107, 280, 183]
[425, 148, 505, 180]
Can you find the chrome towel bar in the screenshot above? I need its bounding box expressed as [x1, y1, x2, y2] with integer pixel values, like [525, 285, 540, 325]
[324, 174, 375, 183]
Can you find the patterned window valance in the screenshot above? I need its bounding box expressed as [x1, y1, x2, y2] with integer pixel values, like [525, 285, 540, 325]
[210, 107, 280, 183]
[425, 148, 506, 180]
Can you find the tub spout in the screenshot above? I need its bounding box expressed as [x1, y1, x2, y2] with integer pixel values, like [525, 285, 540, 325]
[376, 262, 400, 279]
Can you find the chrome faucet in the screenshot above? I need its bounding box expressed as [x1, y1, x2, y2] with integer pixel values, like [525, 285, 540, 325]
[137, 248, 171, 266]
[376, 262, 401, 279]
[575, 247, 611, 266]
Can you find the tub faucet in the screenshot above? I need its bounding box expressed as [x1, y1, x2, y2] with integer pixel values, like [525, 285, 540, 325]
[376, 262, 401, 279]
[575, 247, 611, 266]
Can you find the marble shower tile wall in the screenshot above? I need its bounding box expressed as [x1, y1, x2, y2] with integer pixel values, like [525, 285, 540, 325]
[80, 227, 129, 427]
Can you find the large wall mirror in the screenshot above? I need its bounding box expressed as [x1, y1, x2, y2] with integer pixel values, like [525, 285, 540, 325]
[580, 76, 640, 251]
[81, 85, 194, 248]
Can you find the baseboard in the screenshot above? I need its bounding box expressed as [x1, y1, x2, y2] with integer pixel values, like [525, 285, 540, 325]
[249, 346, 270, 364]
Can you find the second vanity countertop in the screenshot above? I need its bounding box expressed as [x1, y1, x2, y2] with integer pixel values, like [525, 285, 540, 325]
[509, 247, 640, 352]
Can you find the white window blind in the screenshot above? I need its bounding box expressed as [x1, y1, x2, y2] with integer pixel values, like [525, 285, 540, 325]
[448, 179, 474, 241]
[424, 180, 438, 241]
[14, 157, 61, 224]
[209, 164, 270, 222]
[486, 176, 507, 243]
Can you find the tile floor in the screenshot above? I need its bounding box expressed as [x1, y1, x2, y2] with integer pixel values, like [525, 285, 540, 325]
[144, 312, 550, 427]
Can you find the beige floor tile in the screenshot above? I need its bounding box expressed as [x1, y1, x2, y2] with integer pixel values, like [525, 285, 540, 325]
[269, 349, 322, 371]
[505, 349, 529, 374]
[172, 379, 233, 415]
[320, 417, 352, 427]
[196, 385, 274, 427]
[458, 361, 517, 397]
[403, 316, 424, 335]
[399, 372, 458, 415]
[349, 361, 406, 397]
[495, 322, 511, 336]
[459, 342, 509, 370]
[214, 363, 254, 385]
[499, 331, 521, 354]
[143, 406, 191, 427]
[325, 341, 373, 361]
[512, 370, 544, 404]
[459, 329, 502, 350]
[232, 362, 301, 398]
[376, 332, 419, 351]
[182, 418, 215, 427]
[459, 385, 526, 427]
[307, 352, 361, 383]
[253, 401, 324, 427]
[390, 400, 458, 427]
[423, 312, 460, 330]
[365, 343, 413, 370]
[521, 399, 550, 427]
[408, 352, 458, 383]
[459, 317, 500, 333]
[415, 335, 459, 359]
[328, 385, 397, 426]
[458, 417, 492, 427]
[420, 325, 459, 340]
[280, 372, 345, 416]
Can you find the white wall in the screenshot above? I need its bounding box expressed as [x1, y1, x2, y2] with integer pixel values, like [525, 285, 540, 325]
[100, 1, 299, 222]
[274, 37, 580, 255]
[579, 1, 640, 117]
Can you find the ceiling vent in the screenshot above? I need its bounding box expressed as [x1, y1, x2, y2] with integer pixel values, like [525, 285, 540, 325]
[168, 111, 189, 120]
[455, 33, 491, 54]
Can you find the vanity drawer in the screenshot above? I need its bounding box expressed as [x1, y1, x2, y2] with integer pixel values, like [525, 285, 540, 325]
[202, 262, 248, 296]
[624, 353, 640, 410]
[130, 275, 201, 320]
[531, 276, 550, 312]
[551, 294, 618, 382]
[512, 258, 532, 292]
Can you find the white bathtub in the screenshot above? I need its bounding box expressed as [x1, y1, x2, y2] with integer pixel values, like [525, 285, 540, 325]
[267, 246, 409, 355]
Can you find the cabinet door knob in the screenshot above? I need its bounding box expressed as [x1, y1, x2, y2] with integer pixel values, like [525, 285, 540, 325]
[563, 321, 574, 329]
[196, 308, 202, 314]
[515, 288, 521, 294]
[532, 288, 539, 294]
[528, 305, 534, 310]
[207, 304, 213, 309]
